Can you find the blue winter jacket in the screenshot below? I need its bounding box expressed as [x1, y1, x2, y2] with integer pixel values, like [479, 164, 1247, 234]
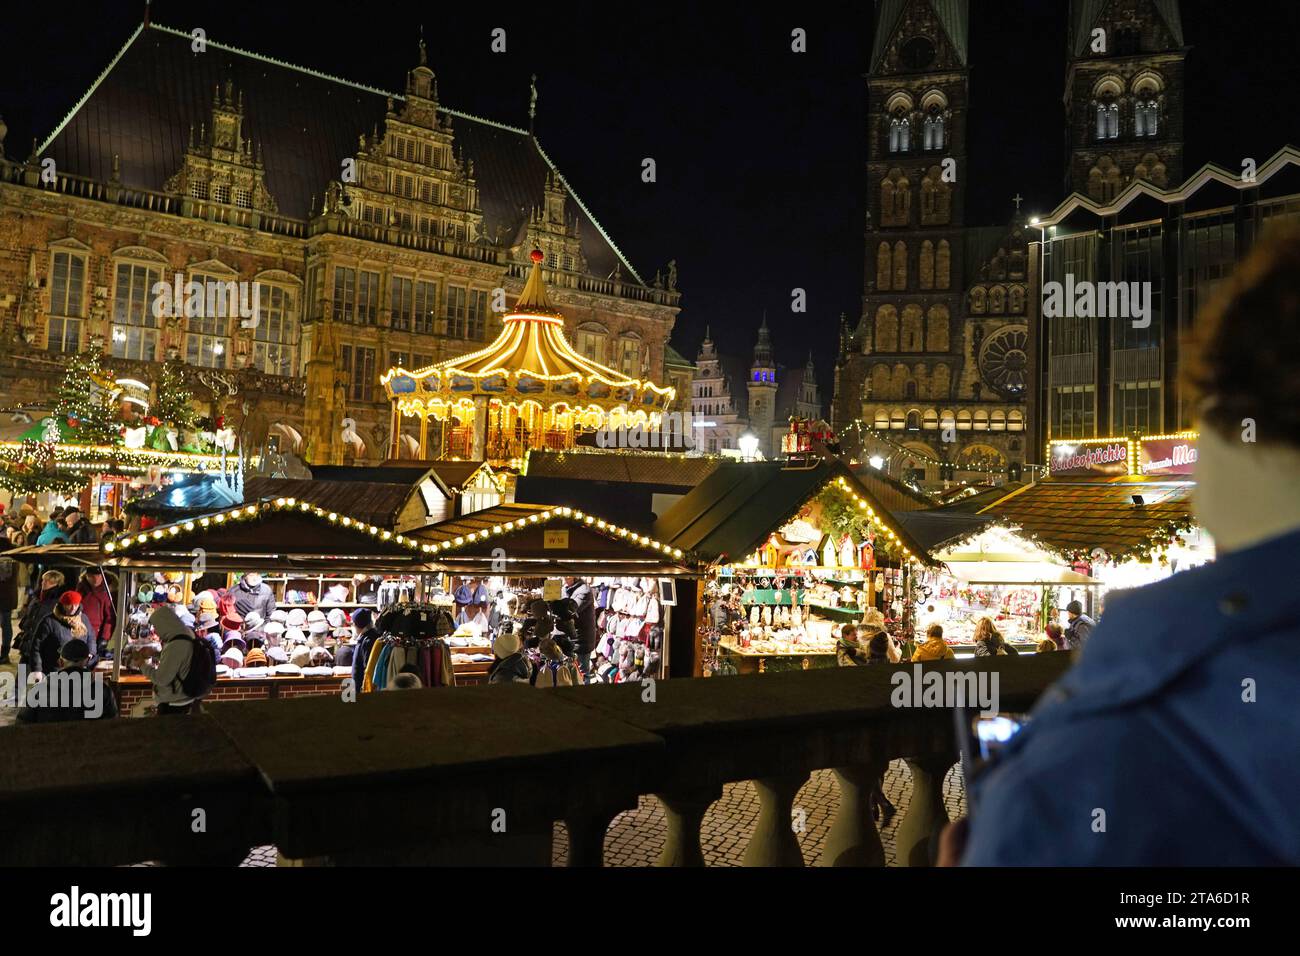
[36, 521, 70, 546]
[963, 526, 1300, 866]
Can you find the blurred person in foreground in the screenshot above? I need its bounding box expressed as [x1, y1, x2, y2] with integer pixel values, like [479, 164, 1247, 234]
[944, 228, 1300, 865]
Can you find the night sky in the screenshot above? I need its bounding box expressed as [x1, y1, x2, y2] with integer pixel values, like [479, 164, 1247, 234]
[4, 1, 1298, 397]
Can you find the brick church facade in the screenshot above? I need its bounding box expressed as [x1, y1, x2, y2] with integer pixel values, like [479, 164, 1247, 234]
[833, 0, 1185, 489]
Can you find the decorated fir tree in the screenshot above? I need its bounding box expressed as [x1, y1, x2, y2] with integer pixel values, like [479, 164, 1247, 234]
[53, 350, 120, 445]
[152, 360, 199, 432]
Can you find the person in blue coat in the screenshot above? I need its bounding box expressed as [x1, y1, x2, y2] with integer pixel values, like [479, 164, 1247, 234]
[950, 227, 1300, 866]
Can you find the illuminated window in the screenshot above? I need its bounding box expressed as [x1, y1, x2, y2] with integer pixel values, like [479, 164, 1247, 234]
[111, 261, 161, 362]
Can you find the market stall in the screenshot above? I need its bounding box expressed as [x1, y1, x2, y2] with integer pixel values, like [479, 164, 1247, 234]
[649, 459, 932, 676]
[898, 514, 1099, 657]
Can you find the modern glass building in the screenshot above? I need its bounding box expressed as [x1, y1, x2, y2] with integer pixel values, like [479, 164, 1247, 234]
[1029, 147, 1300, 460]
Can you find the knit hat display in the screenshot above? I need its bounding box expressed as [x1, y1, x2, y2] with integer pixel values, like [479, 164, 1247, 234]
[266, 645, 289, 664]
[243, 647, 268, 668]
[307, 608, 328, 625]
[243, 610, 265, 630]
[326, 608, 347, 629]
[284, 627, 306, 645]
[220, 647, 244, 668]
[221, 631, 246, 653]
[196, 611, 219, 632]
[308, 619, 330, 636]
[196, 592, 218, 614]
[289, 644, 311, 668]
[286, 608, 308, 628]
[270, 609, 289, 623]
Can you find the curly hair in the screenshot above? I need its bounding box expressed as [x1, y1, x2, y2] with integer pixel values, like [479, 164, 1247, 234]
[1183, 224, 1300, 446]
[973, 617, 1002, 646]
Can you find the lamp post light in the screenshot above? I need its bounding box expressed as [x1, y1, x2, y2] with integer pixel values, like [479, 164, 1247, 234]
[868, 455, 885, 470]
[738, 432, 759, 462]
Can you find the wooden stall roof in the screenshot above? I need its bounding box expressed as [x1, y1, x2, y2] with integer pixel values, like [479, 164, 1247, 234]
[890, 510, 999, 552]
[98, 497, 431, 572]
[851, 465, 938, 513]
[975, 478, 1196, 558]
[652, 459, 933, 566]
[312, 460, 495, 494]
[522, 449, 724, 489]
[411, 503, 694, 576]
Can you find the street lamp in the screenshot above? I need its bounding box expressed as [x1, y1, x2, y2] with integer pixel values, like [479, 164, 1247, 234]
[738, 432, 759, 462]
[868, 455, 885, 470]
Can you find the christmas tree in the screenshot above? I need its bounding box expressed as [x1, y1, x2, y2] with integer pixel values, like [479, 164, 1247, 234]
[53, 350, 120, 444]
[152, 360, 199, 432]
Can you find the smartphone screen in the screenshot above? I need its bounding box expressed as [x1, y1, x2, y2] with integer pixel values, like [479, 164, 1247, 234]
[954, 709, 1028, 812]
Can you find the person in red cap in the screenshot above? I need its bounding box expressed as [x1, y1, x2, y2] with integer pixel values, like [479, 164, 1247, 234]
[29, 589, 95, 679]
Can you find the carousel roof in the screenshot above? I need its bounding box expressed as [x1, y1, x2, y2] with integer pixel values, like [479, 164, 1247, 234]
[381, 251, 674, 420]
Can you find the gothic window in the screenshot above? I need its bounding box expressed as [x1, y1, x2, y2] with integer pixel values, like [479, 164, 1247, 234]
[1009, 285, 1026, 314]
[970, 287, 987, 313]
[212, 183, 231, 205]
[1089, 156, 1123, 203]
[882, 169, 911, 226]
[978, 326, 1030, 398]
[1135, 99, 1159, 137]
[936, 239, 951, 288]
[874, 408, 890, 429]
[189, 181, 208, 200]
[926, 305, 950, 351]
[874, 306, 899, 353]
[923, 409, 938, 430]
[893, 241, 908, 289]
[1095, 99, 1119, 140]
[901, 305, 924, 352]
[1134, 153, 1169, 188]
[989, 285, 1007, 313]
[889, 114, 911, 153]
[876, 242, 892, 290]
[890, 407, 906, 430]
[920, 167, 951, 225]
[905, 408, 921, 429]
[234, 188, 252, 209]
[923, 108, 945, 151]
[919, 241, 935, 289]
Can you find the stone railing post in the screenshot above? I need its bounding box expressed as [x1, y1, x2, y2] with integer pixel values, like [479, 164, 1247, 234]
[818, 761, 887, 867]
[654, 785, 721, 866]
[741, 772, 808, 867]
[563, 810, 619, 867]
[894, 753, 956, 867]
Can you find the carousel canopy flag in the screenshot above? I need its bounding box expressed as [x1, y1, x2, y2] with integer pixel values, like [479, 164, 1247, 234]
[381, 250, 675, 463]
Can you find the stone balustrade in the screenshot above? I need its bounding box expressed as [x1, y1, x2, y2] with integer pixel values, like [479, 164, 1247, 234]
[0, 655, 1071, 866]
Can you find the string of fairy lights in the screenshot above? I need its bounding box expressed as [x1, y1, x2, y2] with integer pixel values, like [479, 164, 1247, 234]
[839, 418, 1047, 478]
[105, 497, 688, 561]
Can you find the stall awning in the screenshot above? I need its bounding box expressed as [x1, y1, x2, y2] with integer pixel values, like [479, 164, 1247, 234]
[976, 478, 1196, 559]
[939, 560, 1097, 585]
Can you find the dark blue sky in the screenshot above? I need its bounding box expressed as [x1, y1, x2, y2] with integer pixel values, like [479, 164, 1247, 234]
[3, 1, 1298, 394]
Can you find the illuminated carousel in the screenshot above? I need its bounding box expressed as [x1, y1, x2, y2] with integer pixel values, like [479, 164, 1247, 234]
[382, 250, 675, 464]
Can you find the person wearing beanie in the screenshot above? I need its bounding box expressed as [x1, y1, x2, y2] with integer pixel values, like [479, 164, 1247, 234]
[487, 627, 531, 684]
[231, 572, 277, 623]
[62, 506, 96, 545]
[76, 569, 117, 660]
[29, 590, 95, 677]
[1063, 600, 1095, 651]
[17, 638, 118, 723]
[141, 606, 198, 714]
[349, 606, 380, 693]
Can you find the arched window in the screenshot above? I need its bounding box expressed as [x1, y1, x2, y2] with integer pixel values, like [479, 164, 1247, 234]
[876, 242, 892, 290]
[893, 241, 908, 290]
[905, 381, 918, 401]
[901, 305, 924, 352]
[889, 114, 911, 153]
[1008, 409, 1024, 431]
[891, 364, 909, 398]
[926, 305, 949, 352]
[923, 109, 945, 150]
[874, 306, 899, 353]
[874, 408, 890, 430]
[989, 285, 1007, 313]
[862, 376, 873, 401]
[973, 409, 989, 430]
[920, 167, 950, 225]
[970, 286, 987, 314]
[936, 239, 951, 287]
[919, 240, 935, 289]
[890, 408, 906, 430]
[1008, 285, 1026, 314]
[1095, 99, 1119, 140]
[923, 409, 938, 430]
[1135, 99, 1159, 137]
[956, 409, 972, 431]
[882, 169, 911, 227]
[1089, 157, 1123, 203]
[906, 409, 921, 430]
[991, 410, 1006, 431]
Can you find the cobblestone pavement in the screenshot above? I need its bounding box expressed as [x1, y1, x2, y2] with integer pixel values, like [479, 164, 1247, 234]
[229, 759, 967, 867]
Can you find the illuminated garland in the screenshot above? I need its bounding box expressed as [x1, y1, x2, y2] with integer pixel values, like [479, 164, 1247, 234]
[104, 498, 687, 561]
[0, 470, 90, 496]
[841, 419, 1047, 476]
[0, 441, 228, 475]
